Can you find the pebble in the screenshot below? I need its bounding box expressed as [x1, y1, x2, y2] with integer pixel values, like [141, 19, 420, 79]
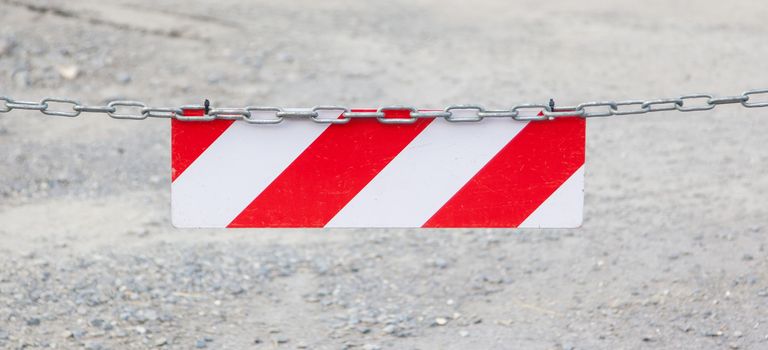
[0, 330, 8, 340]
[84, 342, 104, 350]
[276, 52, 295, 63]
[433, 258, 449, 269]
[56, 64, 79, 80]
[25, 317, 41, 326]
[195, 339, 207, 348]
[274, 336, 289, 344]
[90, 318, 104, 328]
[382, 325, 396, 334]
[482, 274, 504, 284]
[115, 72, 132, 84]
[459, 330, 469, 337]
[362, 345, 381, 350]
[136, 326, 147, 335]
[12, 70, 28, 87]
[144, 309, 159, 322]
[207, 73, 224, 84]
[0, 37, 17, 56]
[155, 337, 168, 347]
[72, 329, 86, 340]
[435, 317, 448, 326]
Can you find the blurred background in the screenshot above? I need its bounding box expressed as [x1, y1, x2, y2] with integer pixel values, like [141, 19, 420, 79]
[1, 0, 767, 349]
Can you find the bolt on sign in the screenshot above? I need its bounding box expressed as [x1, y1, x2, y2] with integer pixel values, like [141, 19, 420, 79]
[171, 108, 585, 228]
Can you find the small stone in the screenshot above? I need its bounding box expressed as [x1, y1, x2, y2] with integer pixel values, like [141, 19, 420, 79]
[85, 342, 104, 350]
[60, 330, 73, 339]
[362, 345, 381, 350]
[274, 336, 289, 344]
[195, 339, 207, 348]
[433, 258, 448, 269]
[703, 331, 723, 337]
[90, 319, 104, 328]
[26, 317, 41, 326]
[115, 72, 132, 85]
[459, 330, 469, 337]
[144, 309, 158, 321]
[71, 329, 86, 340]
[733, 331, 743, 338]
[155, 337, 168, 347]
[742, 254, 754, 261]
[207, 74, 224, 84]
[0, 330, 8, 340]
[276, 52, 295, 63]
[296, 341, 308, 348]
[0, 37, 17, 56]
[57, 65, 79, 80]
[483, 274, 503, 284]
[435, 317, 448, 326]
[642, 336, 654, 342]
[13, 70, 28, 87]
[229, 285, 245, 295]
[253, 338, 262, 344]
[382, 325, 396, 334]
[136, 326, 147, 335]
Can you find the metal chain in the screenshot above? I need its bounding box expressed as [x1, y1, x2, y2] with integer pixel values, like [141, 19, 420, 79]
[1, 88, 766, 124]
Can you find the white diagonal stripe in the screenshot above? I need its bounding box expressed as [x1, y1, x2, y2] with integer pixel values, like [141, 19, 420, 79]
[518, 166, 584, 228]
[325, 117, 529, 228]
[171, 119, 330, 228]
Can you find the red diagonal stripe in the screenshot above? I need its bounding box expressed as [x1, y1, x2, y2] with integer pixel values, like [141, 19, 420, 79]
[423, 117, 585, 228]
[227, 110, 433, 228]
[171, 119, 235, 182]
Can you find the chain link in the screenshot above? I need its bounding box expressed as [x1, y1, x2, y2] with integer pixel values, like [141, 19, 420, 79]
[1, 88, 766, 123]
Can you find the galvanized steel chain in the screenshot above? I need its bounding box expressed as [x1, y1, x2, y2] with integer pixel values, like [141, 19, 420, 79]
[1, 88, 767, 124]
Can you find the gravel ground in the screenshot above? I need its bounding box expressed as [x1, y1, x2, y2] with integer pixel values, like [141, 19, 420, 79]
[1, 0, 768, 349]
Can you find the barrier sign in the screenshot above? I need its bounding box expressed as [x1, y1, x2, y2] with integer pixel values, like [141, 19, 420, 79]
[171, 109, 585, 228]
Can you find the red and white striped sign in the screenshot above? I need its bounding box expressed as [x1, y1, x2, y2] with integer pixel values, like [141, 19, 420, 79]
[171, 109, 585, 228]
